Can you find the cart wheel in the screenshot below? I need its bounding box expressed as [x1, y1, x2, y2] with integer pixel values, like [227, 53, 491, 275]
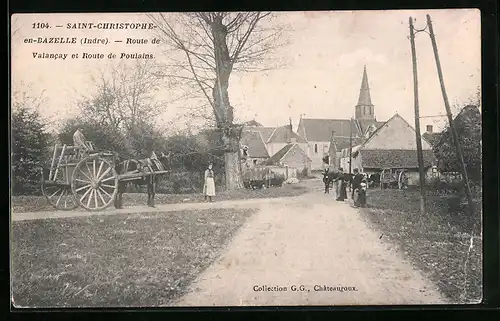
[398, 171, 408, 189]
[41, 167, 78, 211]
[71, 156, 118, 212]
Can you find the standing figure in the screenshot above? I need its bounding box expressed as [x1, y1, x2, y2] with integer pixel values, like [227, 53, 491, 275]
[351, 168, 364, 199]
[203, 163, 216, 202]
[322, 167, 331, 194]
[354, 178, 368, 208]
[335, 167, 347, 201]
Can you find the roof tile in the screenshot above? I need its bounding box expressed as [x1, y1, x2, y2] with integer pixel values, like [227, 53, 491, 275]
[268, 125, 307, 143]
[360, 149, 436, 169]
[301, 118, 361, 141]
[240, 130, 269, 158]
[264, 143, 295, 165]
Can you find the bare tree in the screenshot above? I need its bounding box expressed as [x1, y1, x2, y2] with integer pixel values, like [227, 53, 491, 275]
[12, 81, 47, 112]
[78, 59, 165, 131]
[148, 12, 290, 190]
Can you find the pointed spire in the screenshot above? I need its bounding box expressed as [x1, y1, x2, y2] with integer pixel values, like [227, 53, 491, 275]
[357, 65, 373, 106]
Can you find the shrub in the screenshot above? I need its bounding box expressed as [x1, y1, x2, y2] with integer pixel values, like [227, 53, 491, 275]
[426, 175, 465, 195]
[297, 167, 309, 179]
[268, 174, 285, 187]
[155, 172, 204, 194]
[11, 106, 50, 195]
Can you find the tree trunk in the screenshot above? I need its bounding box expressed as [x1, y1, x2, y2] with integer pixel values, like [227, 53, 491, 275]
[224, 144, 244, 190]
[211, 15, 243, 190]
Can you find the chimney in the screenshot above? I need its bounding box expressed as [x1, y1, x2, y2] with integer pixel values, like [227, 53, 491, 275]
[426, 125, 433, 133]
[287, 118, 293, 144]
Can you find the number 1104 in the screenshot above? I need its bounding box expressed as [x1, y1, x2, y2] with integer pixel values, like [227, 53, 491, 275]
[32, 22, 50, 29]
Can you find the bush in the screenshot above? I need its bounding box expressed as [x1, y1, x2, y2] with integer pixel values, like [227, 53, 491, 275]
[297, 167, 309, 179]
[268, 174, 285, 187]
[426, 175, 465, 195]
[11, 106, 50, 195]
[155, 172, 204, 194]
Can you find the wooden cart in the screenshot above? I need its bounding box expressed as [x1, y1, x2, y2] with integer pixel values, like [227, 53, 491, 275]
[380, 168, 408, 189]
[41, 142, 169, 212]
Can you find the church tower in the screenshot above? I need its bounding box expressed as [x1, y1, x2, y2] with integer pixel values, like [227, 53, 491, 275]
[355, 66, 375, 121]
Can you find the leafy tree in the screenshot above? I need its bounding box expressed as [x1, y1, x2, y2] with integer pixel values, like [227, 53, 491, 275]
[11, 89, 50, 195]
[125, 120, 166, 158]
[58, 118, 128, 155]
[433, 104, 481, 190]
[163, 128, 225, 173]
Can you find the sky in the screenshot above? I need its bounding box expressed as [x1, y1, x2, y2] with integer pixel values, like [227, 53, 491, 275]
[11, 10, 481, 133]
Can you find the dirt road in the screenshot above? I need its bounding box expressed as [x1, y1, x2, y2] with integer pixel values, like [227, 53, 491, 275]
[173, 181, 448, 306]
[12, 179, 447, 306]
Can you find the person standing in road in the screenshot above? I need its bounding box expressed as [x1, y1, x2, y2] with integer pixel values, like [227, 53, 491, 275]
[351, 168, 364, 199]
[335, 167, 347, 201]
[203, 162, 216, 202]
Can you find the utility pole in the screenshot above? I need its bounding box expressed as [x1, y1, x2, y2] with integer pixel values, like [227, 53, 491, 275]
[426, 14, 475, 220]
[409, 17, 427, 216]
[348, 117, 353, 174]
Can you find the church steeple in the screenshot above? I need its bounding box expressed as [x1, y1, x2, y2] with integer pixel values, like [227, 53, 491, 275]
[355, 66, 375, 121]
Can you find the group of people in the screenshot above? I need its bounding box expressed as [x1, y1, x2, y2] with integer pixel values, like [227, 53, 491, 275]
[74, 128, 368, 207]
[324, 167, 368, 207]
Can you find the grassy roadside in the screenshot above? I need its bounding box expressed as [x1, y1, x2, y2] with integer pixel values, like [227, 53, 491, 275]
[358, 189, 482, 304]
[11, 207, 257, 307]
[12, 183, 308, 213]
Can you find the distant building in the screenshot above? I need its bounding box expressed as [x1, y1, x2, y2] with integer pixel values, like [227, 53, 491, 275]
[240, 130, 269, 167]
[297, 66, 386, 170]
[264, 142, 312, 178]
[242, 122, 308, 163]
[339, 113, 437, 186]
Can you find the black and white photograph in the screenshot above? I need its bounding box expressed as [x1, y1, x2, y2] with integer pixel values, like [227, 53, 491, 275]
[10, 10, 482, 307]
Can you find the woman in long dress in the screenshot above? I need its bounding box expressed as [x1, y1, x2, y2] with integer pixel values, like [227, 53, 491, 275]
[335, 167, 347, 201]
[203, 163, 216, 202]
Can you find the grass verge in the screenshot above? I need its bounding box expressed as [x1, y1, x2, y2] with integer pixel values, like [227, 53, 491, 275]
[358, 189, 482, 304]
[11, 207, 257, 307]
[11, 183, 308, 213]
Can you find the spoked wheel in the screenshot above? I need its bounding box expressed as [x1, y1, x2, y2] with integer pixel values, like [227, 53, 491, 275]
[398, 171, 408, 189]
[71, 156, 118, 211]
[41, 168, 78, 211]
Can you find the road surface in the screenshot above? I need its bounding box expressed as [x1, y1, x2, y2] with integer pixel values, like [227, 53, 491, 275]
[173, 181, 447, 306]
[12, 179, 447, 306]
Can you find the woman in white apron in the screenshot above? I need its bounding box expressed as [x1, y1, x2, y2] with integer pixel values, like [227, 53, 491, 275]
[203, 163, 216, 202]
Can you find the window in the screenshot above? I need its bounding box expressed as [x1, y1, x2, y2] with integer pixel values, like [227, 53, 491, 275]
[314, 144, 318, 154]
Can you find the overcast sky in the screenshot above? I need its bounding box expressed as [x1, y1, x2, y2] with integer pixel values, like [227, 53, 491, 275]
[11, 9, 480, 133]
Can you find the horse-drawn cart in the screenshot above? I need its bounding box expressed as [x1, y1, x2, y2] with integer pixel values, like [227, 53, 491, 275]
[41, 142, 169, 212]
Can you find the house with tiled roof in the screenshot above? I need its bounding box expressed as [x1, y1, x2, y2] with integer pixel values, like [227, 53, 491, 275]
[265, 124, 308, 157]
[264, 142, 312, 177]
[297, 66, 386, 170]
[240, 130, 270, 167]
[242, 121, 308, 163]
[339, 113, 437, 186]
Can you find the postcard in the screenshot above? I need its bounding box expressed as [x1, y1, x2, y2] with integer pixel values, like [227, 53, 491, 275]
[10, 10, 482, 308]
